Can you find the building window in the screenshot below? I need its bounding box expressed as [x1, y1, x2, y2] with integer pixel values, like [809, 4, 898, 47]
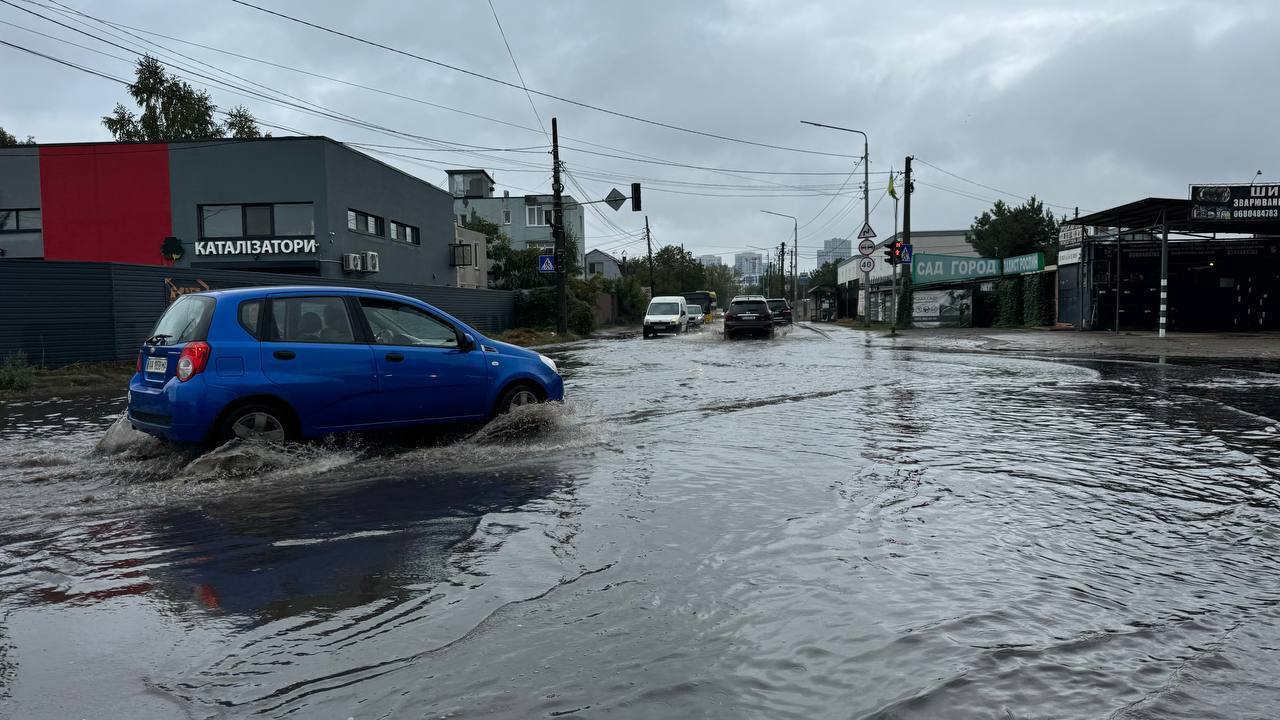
[588, 262, 603, 276]
[200, 203, 315, 239]
[347, 208, 383, 237]
[526, 205, 548, 226]
[459, 214, 467, 226]
[502, 208, 511, 225]
[389, 221, 419, 245]
[0, 208, 41, 232]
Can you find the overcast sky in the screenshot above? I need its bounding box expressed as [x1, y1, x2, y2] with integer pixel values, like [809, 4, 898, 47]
[2, 0, 1277, 269]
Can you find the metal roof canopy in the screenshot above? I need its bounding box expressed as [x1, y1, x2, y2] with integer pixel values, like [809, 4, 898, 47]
[1064, 197, 1280, 235]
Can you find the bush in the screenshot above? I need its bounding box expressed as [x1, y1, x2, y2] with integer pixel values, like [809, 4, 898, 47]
[0, 351, 36, 393]
[994, 277, 1023, 327]
[1021, 273, 1055, 326]
[514, 287, 596, 335]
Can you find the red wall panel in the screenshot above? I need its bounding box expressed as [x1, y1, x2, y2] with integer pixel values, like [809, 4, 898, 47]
[39, 144, 172, 265]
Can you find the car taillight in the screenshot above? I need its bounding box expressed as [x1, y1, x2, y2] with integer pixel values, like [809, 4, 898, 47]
[136, 351, 143, 373]
[176, 341, 211, 382]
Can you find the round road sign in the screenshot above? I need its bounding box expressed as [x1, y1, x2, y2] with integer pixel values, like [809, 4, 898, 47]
[858, 238, 875, 256]
[858, 256, 875, 273]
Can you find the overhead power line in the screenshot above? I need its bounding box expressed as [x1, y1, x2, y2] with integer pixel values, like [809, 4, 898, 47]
[227, 0, 861, 159]
[914, 157, 1077, 212]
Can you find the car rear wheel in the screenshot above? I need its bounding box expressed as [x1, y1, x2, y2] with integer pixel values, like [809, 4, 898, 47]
[497, 384, 543, 414]
[219, 403, 296, 444]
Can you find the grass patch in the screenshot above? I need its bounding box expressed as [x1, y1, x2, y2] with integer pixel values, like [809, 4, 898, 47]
[490, 327, 581, 347]
[0, 351, 37, 393]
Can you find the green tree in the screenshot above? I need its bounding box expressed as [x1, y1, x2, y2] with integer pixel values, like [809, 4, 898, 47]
[650, 245, 704, 295]
[0, 127, 34, 146]
[702, 263, 739, 309]
[965, 197, 1060, 259]
[808, 260, 839, 288]
[101, 56, 264, 141]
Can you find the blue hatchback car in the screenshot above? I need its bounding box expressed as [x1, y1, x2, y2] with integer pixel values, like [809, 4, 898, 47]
[127, 287, 564, 444]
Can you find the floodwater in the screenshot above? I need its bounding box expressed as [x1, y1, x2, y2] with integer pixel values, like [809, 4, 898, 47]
[2, 323, 1279, 719]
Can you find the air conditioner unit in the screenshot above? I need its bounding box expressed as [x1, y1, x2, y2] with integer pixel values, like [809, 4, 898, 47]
[342, 253, 363, 272]
[363, 251, 380, 273]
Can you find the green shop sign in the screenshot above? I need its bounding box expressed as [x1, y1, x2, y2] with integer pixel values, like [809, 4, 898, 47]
[912, 254, 1001, 285]
[1002, 251, 1045, 275]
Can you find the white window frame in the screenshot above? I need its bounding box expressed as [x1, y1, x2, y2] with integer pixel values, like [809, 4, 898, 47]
[526, 205, 547, 227]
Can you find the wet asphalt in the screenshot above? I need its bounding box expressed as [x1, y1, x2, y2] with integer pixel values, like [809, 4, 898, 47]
[1, 321, 1279, 719]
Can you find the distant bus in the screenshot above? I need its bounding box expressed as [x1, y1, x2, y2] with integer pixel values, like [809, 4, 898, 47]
[682, 291, 717, 315]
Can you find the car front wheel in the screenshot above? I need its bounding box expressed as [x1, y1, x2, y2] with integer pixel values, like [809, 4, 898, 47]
[497, 384, 544, 414]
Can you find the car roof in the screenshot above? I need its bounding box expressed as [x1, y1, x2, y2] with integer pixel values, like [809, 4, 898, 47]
[650, 296, 686, 302]
[731, 295, 766, 301]
[191, 286, 414, 301]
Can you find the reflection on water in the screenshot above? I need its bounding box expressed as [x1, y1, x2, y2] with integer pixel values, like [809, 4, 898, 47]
[1, 328, 1279, 718]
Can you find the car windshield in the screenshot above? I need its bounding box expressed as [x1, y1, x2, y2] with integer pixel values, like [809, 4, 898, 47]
[688, 305, 702, 315]
[731, 301, 768, 313]
[648, 302, 681, 315]
[149, 294, 215, 344]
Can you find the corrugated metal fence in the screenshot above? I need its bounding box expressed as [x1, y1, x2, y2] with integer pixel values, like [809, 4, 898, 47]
[0, 260, 515, 366]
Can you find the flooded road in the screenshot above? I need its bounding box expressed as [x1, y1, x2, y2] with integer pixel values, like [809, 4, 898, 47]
[2, 323, 1279, 718]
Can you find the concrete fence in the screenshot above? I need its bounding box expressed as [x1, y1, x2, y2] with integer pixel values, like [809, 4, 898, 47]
[0, 260, 515, 367]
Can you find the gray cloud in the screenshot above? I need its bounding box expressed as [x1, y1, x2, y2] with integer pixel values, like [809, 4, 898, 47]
[1, 0, 1274, 268]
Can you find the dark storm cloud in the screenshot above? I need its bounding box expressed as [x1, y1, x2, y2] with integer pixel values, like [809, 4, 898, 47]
[1, 0, 1274, 267]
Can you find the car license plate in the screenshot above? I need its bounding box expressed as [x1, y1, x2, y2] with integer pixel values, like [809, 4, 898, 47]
[145, 356, 168, 374]
[741, 314, 756, 319]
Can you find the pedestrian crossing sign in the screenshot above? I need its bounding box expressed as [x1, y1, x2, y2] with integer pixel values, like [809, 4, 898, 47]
[538, 255, 556, 273]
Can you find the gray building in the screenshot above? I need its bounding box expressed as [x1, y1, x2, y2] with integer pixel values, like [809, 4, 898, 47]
[585, 249, 622, 279]
[734, 251, 763, 278]
[0, 136, 466, 287]
[446, 169, 586, 274]
[816, 237, 852, 267]
[697, 254, 723, 267]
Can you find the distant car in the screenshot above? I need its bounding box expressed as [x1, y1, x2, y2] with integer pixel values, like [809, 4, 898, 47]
[127, 287, 564, 445]
[643, 296, 688, 339]
[686, 304, 704, 330]
[766, 298, 793, 325]
[724, 296, 774, 339]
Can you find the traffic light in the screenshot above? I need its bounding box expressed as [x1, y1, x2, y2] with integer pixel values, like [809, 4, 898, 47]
[891, 240, 903, 265]
[631, 182, 642, 211]
[883, 244, 895, 265]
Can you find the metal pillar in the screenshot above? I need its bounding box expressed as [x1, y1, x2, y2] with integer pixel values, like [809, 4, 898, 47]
[1159, 213, 1168, 338]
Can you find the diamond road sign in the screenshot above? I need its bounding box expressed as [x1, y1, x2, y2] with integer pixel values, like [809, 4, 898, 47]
[604, 188, 627, 211]
[538, 254, 556, 273]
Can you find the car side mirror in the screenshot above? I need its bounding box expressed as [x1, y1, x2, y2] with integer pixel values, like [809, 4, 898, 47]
[458, 333, 477, 352]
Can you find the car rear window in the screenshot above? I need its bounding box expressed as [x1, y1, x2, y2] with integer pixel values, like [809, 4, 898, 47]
[732, 301, 768, 313]
[768, 300, 787, 311]
[150, 295, 215, 344]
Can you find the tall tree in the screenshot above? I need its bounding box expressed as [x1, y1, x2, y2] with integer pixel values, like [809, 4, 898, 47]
[650, 245, 704, 295]
[809, 260, 839, 288]
[102, 56, 264, 141]
[224, 105, 266, 138]
[965, 197, 1060, 259]
[702, 263, 739, 309]
[0, 127, 34, 146]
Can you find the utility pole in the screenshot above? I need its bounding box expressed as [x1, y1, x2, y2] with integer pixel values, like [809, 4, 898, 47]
[902, 155, 912, 331]
[791, 221, 797, 303]
[780, 242, 787, 298]
[890, 165, 899, 336]
[551, 117, 567, 334]
[645, 215, 655, 295]
[680, 243, 686, 292]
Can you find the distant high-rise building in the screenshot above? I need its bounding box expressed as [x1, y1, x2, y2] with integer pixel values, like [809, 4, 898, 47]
[734, 251, 763, 277]
[697, 254, 723, 267]
[816, 237, 852, 267]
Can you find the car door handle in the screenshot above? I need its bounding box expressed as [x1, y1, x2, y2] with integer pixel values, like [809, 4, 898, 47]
[273, 350, 296, 360]
[385, 352, 405, 362]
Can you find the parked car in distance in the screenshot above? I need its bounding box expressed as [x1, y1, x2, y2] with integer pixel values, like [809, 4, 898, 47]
[643, 296, 688, 338]
[767, 298, 793, 325]
[724, 295, 774, 339]
[686, 304, 704, 330]
[127, 287, 564, 445]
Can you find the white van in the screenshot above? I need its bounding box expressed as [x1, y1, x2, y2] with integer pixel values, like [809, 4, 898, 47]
[643, 296, 688, 339]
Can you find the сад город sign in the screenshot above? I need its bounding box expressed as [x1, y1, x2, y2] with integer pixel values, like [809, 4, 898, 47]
[911, 254, 1000, 286]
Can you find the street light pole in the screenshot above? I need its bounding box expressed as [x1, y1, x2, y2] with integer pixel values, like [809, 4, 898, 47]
[802, 121, 869, 328]
[760, 210, 798, 304]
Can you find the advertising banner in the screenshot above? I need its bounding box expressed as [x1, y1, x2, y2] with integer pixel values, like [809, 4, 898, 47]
[912, 254, 1000, 285]
[913, 288, 973, 328]
[1057, 247, 1082, 266]
[1002, 251, 1045, 274]
[1190, 183, 1280, 221]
